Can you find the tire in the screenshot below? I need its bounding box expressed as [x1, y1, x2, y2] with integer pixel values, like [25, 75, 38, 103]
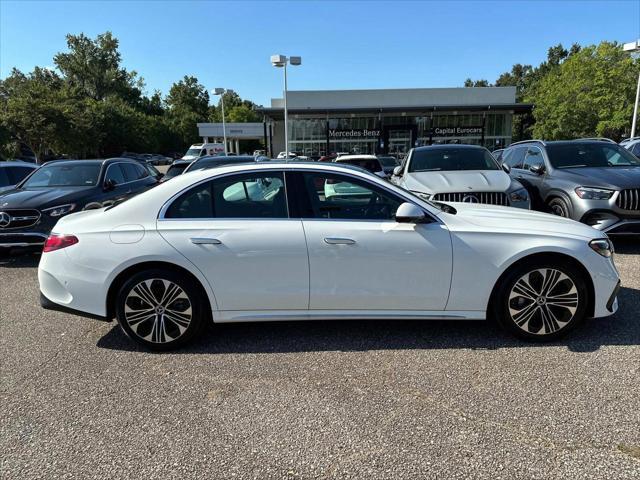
[548, 197, 571, 218]
[115, 269, 207, 350]
[491, 259, 589, 341]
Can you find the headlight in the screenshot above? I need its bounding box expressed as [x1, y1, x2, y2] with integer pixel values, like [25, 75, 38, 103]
[509, 188, 529, 203]
[589, 238, 614, 257]
[42, 204, 76, 217]
[575, 187, 614, 200]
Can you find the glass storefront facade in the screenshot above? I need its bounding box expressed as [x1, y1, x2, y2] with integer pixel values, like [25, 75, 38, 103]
[285, 112, 513, 157]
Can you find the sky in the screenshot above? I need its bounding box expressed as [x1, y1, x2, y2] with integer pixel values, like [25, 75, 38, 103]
[1, 0, 639, 106]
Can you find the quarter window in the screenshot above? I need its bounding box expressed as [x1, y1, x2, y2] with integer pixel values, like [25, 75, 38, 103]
[165, 172, 287, 219]
[301, 172, 402, 220]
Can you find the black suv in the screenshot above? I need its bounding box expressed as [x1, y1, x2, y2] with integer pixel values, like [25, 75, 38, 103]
[0, 158, 158, 249]
[502, 139, 640, 234]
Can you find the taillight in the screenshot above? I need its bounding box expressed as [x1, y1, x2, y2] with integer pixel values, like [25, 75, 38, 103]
[43, 234, 79, 252]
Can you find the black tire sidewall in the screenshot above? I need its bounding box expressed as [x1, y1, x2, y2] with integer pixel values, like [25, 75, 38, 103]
[548, 197, 571, 218]
[494, 259, 588, 341]
[115, 269, 206, 350]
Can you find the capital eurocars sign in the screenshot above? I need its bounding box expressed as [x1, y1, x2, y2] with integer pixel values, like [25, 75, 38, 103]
[329, 129, 381, 139]
[429, 126, 483, 137]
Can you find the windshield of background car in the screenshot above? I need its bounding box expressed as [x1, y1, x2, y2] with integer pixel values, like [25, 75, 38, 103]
[408, 148, 499, 172]
[21, 163, 101, 188]
[336, 158, 382, 173]
[377, 156, 398, 167]
[185, 148, 203, 157]
[164, 164, 189, 179]
[546, 143, 640, 168]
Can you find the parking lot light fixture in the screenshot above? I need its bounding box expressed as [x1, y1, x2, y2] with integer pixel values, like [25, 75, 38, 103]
[213, 88, 234, 155]
[623, 40, 640, 138]
[271, 54, 302, 161]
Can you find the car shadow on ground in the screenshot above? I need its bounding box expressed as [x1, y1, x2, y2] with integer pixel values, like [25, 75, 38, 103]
[97, 286, 640, 355]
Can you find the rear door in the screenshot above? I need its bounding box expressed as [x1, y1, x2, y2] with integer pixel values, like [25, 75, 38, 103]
[157, 170, 309, 311]
[291, 170, 452, 311]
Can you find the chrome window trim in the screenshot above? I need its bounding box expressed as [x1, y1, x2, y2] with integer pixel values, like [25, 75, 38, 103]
[157, 167, 441, 224]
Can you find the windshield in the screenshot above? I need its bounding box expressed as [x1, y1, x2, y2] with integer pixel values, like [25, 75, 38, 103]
[185, 148, 203, 157]
[377, 156, 399, 167]
[408, 148, 499, 172]
[336, 158, 382, 173]
[21, 163, 101, 188]
[546, 143, 640, 168]
[164, 163, 189, 179]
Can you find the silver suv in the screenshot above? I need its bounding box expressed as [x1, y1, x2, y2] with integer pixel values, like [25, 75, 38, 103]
[502, 139, 640, 235]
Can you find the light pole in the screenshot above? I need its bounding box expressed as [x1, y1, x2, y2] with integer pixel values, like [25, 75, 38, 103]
[213, 88, 234, 155]
[270, 54, 302, 160]
[623, 40, 640, 138]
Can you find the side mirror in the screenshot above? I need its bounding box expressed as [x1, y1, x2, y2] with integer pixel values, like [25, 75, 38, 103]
[393, 166, 403, 177]
[103, 179, 117, 191]
[502, 163, 511, 174]
[530, 164, 545, 175]
[395, 202, 427, 223]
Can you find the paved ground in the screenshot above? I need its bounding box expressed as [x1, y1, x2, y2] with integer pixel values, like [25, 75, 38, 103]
[1, 240, 639, 479]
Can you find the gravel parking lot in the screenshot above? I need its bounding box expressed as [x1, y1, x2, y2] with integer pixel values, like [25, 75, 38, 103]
[1, 240, 639, 479]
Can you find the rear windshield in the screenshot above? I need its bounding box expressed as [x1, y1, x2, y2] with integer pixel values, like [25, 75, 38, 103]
[409, 148, 499, 172]
[546, 143, 640, 168]
[21, 163, 100, 188]
[336, 158, 382, 173]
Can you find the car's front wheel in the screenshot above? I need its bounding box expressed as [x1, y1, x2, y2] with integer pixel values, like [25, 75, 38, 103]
[115, 269, 206, 350]
[548, 197, 571, 218]
[492, 259, 589, 341]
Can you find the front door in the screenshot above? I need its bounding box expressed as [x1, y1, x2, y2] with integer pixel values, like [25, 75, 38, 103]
[292, 171, 453, 311]
[157, 171, 309, 311]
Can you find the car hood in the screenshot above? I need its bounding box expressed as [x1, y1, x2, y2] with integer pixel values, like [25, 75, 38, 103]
[403, 170, 511, 194]
[0, 187, 94, 209]
[439, 202, 603, 240]
[553, 166, 640, 189]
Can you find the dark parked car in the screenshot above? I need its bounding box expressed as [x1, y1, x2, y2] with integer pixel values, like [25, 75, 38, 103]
[161, 160, 192, 182]
[0, 161, 38, 194]
[0, 158, 158, 249]
[376, 155, 400, 176]
[184, 155, 257, 173]
[502, 139, 640, 234]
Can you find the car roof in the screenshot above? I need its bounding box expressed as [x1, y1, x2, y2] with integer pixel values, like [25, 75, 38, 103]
[169, 160, 192, 166]
[335, 155, 379, 161]
[39, 159, 108, 167]
[195, 155, 255, 162]
[0, 161, 38, 167]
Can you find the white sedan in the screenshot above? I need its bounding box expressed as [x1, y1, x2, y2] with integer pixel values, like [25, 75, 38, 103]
[38, 162, 620, 350]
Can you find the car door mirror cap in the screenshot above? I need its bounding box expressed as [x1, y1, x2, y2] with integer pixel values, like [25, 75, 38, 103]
[530, 164, 545, 175]
[104, 179, 117, 191]
[393, 166, 403, 176]
[395, 202, 427, 223]
[502, 163, 511, 174]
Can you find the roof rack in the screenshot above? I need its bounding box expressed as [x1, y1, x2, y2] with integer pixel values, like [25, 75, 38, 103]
[576, 137, 617, 143]
[509, 139, 547, 147]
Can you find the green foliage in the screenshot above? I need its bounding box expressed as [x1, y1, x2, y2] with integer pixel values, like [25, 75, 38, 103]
[0, 31, 262, 160]
[530, 42, 638, 140]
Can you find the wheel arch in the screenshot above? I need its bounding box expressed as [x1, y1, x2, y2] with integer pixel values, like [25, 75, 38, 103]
[487, 252, 595, 318]
[106, 261, 214, 321]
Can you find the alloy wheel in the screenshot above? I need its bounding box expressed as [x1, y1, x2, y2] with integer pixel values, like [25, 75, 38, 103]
[124, 279, 192, 343]
[508, 268, 579, 335]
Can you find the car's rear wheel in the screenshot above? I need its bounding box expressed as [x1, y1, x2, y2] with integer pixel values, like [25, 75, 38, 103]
[115, 269, 206, 350]
[492, 259, 589, 341]
[548, 197, 571, 218]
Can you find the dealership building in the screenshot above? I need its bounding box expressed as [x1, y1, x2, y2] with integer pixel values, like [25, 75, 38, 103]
[197, 86, 532, 156]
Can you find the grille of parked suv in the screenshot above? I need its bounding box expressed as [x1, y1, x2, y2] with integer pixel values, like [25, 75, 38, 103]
[0, 209, 41, 229]
[432, 192, 509, 206]
[615, 189, 640, 211]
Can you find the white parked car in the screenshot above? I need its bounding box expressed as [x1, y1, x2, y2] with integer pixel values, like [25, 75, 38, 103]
[334, 155, 387, 178]
[276, 151, 299, 159]
[392, 145, 530, 209]
[38, 162, 620, 350]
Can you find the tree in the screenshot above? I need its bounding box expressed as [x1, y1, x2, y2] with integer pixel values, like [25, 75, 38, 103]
[464, 78, 491, 87]
[0, 67, 68, 162]
[166, 76, 210, 147]
[54, 31, 143, 103]
[531, 42, 638, 140]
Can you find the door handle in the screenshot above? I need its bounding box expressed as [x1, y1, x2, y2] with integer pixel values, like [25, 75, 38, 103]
[324, 237, 356, 245]
[190, 237, 222, 245]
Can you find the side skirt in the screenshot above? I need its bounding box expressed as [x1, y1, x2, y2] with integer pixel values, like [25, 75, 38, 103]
[213, 310, 486, 323]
